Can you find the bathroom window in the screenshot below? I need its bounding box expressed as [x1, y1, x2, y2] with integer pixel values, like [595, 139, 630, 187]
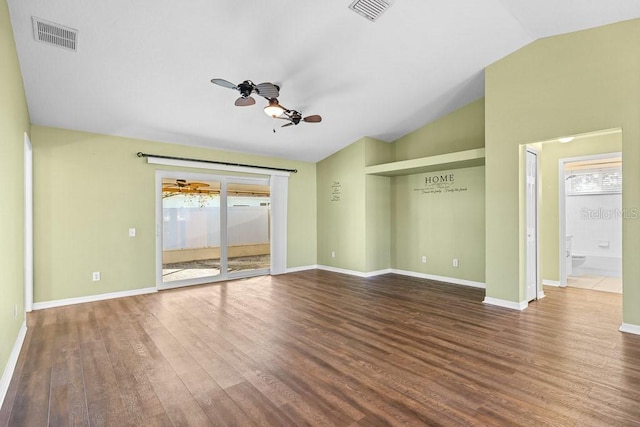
[567, 168, 622, 195]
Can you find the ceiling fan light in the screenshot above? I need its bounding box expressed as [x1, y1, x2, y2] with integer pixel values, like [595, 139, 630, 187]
[264, 99, 284, 117]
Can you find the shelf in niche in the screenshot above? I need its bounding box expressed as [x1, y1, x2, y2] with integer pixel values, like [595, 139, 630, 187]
[365, 148, 485, 177]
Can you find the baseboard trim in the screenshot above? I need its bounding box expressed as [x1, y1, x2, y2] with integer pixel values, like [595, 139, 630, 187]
[316, 265, 392, 278]
[0, 321, 27, 410]
[543, 279, 561, 287]
[286, 265, 318, 273]
[32, 287, 157, 311]
[619, 323, 640, 335]
[483, 297, 528, 311]
[390, 269, 486, 289]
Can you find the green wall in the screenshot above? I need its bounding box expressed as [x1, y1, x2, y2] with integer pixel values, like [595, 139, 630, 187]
[316, 138, 369, 272]
[392, 167, 485, 281]
[485, 19, 640, 323]
[393, 98, 485, 161]
[391, 99, 485, 282]
[31, 126, 317, 302]
[0, 0, 30, 383]
[539, 132, 622, 283]
[317, 100, 486, 278]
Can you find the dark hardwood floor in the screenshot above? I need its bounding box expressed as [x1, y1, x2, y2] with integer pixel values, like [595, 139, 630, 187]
[2, 270, 640, 426]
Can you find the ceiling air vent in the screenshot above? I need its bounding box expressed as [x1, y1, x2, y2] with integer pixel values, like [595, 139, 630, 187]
[32, 17, 78, 52]
[349, 0, 394, 22]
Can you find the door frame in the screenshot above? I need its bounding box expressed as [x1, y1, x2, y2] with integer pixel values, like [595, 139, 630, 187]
[24, 133, 33, 313]
[155, 170, 274, 290]
[525, 147, 541, 302]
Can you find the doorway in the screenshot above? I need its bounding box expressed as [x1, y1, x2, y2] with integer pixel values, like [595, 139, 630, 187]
[559, 153, 622, 293]
[157, 171, 272, 289]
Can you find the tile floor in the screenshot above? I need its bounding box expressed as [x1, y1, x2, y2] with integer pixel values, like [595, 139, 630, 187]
[566, 274, 622, 293]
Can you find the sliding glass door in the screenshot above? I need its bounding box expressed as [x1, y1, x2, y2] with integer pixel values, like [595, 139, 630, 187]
[157, 172, 271, 289]
[227, 182, 271, 276]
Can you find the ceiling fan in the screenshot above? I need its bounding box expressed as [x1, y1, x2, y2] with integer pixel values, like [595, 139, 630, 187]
[162, 179, 212, 193]
[211, 78, 322, 128]
[210, 79, 280, 106]
[275, 108, 322, 128]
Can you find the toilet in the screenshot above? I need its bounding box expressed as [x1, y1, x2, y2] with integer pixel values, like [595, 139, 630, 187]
[566, 235, 586, 276]
[571, 255, 586, 268]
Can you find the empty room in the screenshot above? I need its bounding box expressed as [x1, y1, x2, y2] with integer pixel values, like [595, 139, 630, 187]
[2, 1, 640, 425]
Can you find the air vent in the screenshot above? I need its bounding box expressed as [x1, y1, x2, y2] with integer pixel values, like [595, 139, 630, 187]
[32, 17, 78, 52]
[349, 0, 394, 22]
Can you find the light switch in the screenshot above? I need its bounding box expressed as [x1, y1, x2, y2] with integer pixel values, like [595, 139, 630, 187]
[129, 228, 136, 237]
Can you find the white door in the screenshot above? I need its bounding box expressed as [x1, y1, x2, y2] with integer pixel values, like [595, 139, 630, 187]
[526, 148, 538, 302]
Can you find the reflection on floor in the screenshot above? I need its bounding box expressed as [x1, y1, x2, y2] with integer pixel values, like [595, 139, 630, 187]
[163, 255, 270, 282]
[567, 274, 622, 294]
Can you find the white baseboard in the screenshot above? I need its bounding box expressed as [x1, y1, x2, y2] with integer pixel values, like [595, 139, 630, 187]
[0, 321, 27, 410]
[483, 297, 528, 311]
[543, 279, 561, 287]
[316, 265, 392, 278]
[32, 287, 157, 311]
[390, 269, 486, 289]
[619, 323, 640, 335]
[537, 291, 546, 299]
[286, 264, 318, 273]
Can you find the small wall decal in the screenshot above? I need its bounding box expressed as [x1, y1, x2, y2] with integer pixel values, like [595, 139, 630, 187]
[331, 181, 342, 202]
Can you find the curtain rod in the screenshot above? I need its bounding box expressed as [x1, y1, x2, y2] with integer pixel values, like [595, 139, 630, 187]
[136, 152, 298, 173]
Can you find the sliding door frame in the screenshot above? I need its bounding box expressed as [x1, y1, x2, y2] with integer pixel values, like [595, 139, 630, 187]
[155, 169, 285, 290]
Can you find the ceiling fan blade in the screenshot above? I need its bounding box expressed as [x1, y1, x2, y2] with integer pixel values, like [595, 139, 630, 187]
[281, 122, 295, 128]
[255, 82, 280, 99]
[303, 115, 322, 123]
[187, 183, 210, 189]
[211, 78, 238, 90]
[235, 96, 256, 106]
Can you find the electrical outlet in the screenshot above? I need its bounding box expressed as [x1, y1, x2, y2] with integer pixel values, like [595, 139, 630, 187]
[331, 251, 336, 258]
[421, 256, 427, 263]
[453, 259, 459, 267]
[92, 272, 101, 281]
[128, 228, 136, 237]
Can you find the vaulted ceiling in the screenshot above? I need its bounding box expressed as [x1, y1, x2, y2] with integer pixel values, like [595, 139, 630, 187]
[8, 1, 640, 162]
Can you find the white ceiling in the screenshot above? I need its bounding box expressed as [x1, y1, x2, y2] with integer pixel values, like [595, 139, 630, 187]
[8, 1, 640, 162]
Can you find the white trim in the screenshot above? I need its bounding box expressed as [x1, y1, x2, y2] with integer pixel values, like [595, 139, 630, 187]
[483, 297, 528, 311]
[0, 321, 27, 409]
[537, 290, 546, 299]
[619, 323, 640, 335]
[32, 287, 157, 310]
[390, 269, 486, 289]
[317, 265, 391, 278]
[24, 133, 33, 313]
[145, 156, 291, 177]
[542, 279, 561, 287]
[285, 265, 318, 273]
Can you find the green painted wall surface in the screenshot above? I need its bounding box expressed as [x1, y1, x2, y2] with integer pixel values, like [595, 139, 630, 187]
[31, 126, 317, 302]
[485, 19, 640, 322]
[392, 167, 485, 281]
[316, 139, 367, 271]
[365, 139, 392, 272]
[393, 98, 485, 161]
[539, 133, 622, 283]
[389, 98, 486, 279]
[0, 0, 30, 380]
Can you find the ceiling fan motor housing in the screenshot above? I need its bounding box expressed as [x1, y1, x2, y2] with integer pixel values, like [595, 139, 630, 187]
[238, 81, 254, 97]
